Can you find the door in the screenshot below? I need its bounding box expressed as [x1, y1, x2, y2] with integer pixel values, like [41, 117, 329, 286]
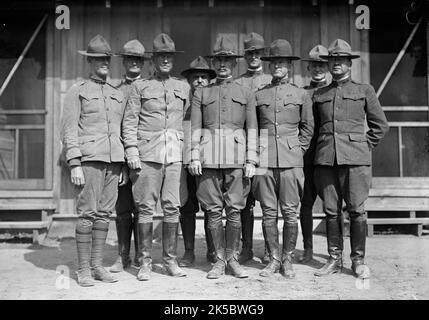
[0, 9, 50, 190]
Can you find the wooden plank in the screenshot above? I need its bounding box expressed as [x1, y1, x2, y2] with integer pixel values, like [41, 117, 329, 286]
[372, 177, 429, 188]
[292, 0, 302, 87]
[383, 106, 429, 111]
[349, 2, 362, 83]
[0, 179, 46, 190]
[0, 110, 47, 115]
[367, 218, 429, 224]
[0, 221, 51, 229]
[319, 0, 329, 46]
[369, 189, 429, 197]
[0, 190, 54, 198]
[388, 121, 429, 127]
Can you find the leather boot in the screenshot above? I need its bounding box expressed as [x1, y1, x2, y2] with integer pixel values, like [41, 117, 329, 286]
[350, 212, 370, 279]
[162, 222, 187, 277]
[261, 220, 271, 264]
[238, 203, 254, 264]
[281, 223, 298, 278]
[91, 220, 118, 283]
[226, 223, 248, 278]
[137, 222, 153, 281]
[110, 216, 132, 273]
[314, 215, 343, 276]
[207, 223, 226, 279]
[75, 220, 95, 287]
[133, 215, 139, 266]
[179, 212, 196, 267]
[204, 212, 217, 263]
[260, 223, 281, 277]
[299, 205, 314, 263]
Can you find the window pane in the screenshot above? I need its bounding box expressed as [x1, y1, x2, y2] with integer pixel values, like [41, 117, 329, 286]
[18, 129, 44, 179]
[372, 127, 399, 177]
[0, 130, 15, 179]
[402, 127, 429, 177]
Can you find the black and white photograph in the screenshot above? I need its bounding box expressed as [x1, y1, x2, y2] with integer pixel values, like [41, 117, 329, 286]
[0, 0, 428, 306]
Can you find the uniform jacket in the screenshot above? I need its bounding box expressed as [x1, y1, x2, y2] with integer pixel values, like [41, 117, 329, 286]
[312, 77, 389, 166]
[122, 74, 190, 164]
[190, 77, 258, 168]
[61, 76, 126, 166]
[303, 79, 328, 166]
[235, 69, 272, 92]
[255, 78, 314, 168]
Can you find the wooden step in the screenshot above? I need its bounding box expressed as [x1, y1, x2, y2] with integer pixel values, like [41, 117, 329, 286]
[0, 221, 52, 244]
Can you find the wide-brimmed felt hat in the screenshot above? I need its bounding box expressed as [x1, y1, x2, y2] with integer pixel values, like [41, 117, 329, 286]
[205, 35, 243, 58]
[180, 56, 216, 79]
[319, 39, 360, 59]
[301, 45, 329, 62]
[244, 32, 265, 52]
[117, 39, 150, 58]
[78, 34, 113, 57]
[261, 39, 300, 61]
[146, 33, 184, 54]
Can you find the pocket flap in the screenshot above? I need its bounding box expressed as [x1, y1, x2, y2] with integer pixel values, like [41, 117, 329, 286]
[79, 136, 96, 144]
[80, 91, 100, 101]
[287, 136, 301, 148]
[349, 133, 367, 142]
[110, 92, 124, 103]
[231, 95, 246, 105]
[234, 132, 245, 144]
[174, 89, 187, 100]
[176, 131, 184, 141]
[343, 92, 366, 100]
[257, 99, 271, 107]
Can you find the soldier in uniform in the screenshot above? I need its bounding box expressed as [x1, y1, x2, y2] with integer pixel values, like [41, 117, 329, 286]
[189, 35, 258, 279]
[61, 35, 124, 286]
[253, 39, 314, 278]
[298, 45, 330, 263]
[235, 32, 272, 264]
[313, 39, 389, 278]
[110, 40, 148, 273]
[179, 56, 217, 267]
[122, 33, 190, 281]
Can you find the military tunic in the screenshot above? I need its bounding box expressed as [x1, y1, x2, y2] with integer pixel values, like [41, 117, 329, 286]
[299, 79, 328, 250]
[122, 74, 190, 223]
[61, 76, 125, 223]
[312, 77, 389, 217]
[252, 78, 314, 224]
[190, 77, 258, 227]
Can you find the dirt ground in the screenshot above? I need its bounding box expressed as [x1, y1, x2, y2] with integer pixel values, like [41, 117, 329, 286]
[0, 218, 428, 300]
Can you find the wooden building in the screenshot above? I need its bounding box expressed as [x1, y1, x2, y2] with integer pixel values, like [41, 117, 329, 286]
[0, 0, 428, 238]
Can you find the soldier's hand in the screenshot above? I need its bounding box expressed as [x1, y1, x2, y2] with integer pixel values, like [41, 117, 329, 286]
[119, 166, 129, 186]
[70, 166, 85, 186]
[243, 163, 256, 178]
[127, 156, 141, 170]
[188, 160, 202, 176]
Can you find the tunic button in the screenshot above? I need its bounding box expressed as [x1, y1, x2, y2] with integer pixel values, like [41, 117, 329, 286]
[276, 135, 280, 138]
[334, 132, 338, 135]
[276, 110, 279, 113]
[275, 122, 278, 125]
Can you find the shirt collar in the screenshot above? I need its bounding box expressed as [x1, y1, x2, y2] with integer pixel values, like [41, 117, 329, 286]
[216, 76, 234, 85]
[309, 78, 327, 89]
[246, 66, 263, 76]
[271, 76, 288, 86]
[154, 72, 171, 81]
[90, 74, 107, 84]
[125, 74, 141, 84]
[332, 74, 351, 87]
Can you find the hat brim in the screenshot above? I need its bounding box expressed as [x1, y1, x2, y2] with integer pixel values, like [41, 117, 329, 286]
[78, 50, 113, 57]
[146, 50, 184, 54]
[261, 55, 301, 61]
[301, 58, 329, 63]
[319, 53, 360, 59]
[205, 54, 244, 58]
[243, 47, 265, 52]
[116, 52, 152, 59]
[180, 68, 217, 79]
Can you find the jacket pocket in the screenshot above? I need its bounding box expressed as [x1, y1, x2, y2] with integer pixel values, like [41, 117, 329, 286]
[173, 89, 187, 101]
[80, 92, 100, 113]
[287, 136, 301, 149]
[348, 133, 367, 142]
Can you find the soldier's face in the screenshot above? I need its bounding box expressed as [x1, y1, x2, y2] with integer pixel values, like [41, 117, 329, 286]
[153, 53, 174, 74]
[89, 56, 111, 77]
[123, 56, 144, 76]
[269, 58, 291, 79]
[245, 49, 264, 69]
[188, 72, 210, 90]
[213, 56, 236, 78]
[328, 57, 352, 77]
[308, 61, 328, 81]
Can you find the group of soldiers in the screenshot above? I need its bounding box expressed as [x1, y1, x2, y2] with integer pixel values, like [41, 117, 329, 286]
[61, 31, 389, 287]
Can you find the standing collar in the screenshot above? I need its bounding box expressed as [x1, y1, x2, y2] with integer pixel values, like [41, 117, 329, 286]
[216, 76, 234, 85]
[125, 74, 141, 84]
[246, 66, 263, 76]
[90, 74, 107, 84]
[332, 74, 351, 87]
[309, 78, 327, 89]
